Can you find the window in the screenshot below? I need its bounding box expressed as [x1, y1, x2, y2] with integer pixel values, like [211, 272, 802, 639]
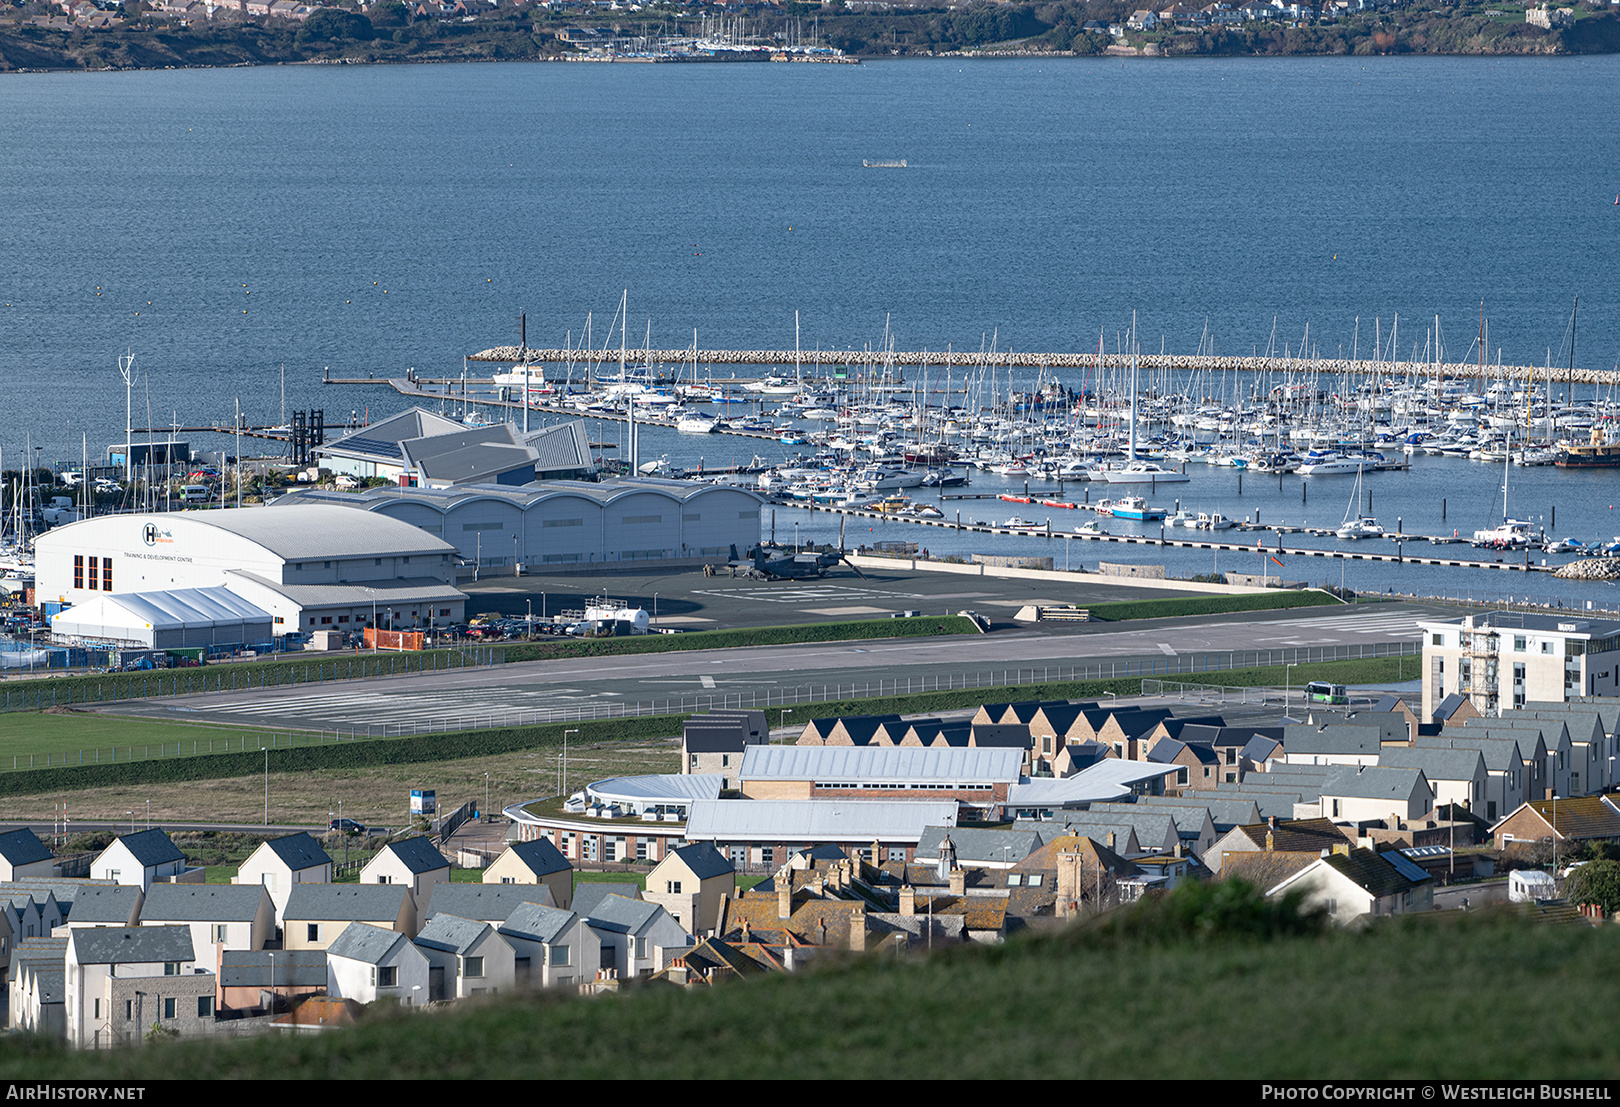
[1432, 633, 1443, 647]
[163, 962, 179, 976]
[320, 616, 333, 625]
[197, 996, 214, 1018]
[163, 998, 176, 1020]
[103, 559, 112, 591]
[666, 880, 682, 894]
[94, 998, 102, 1019]
[635, 839, 648, 861]
[548, 945, 570, 967]
[634, 937, 648, 960]
[124, 1001, 132, 1020]
[1514, 636, 1527, 652]
[73, 555, 83, 589]
[1007, 873, 1023, 886]
[338, 615, 350, 623]
[463, 957, 483, 979]
[721, 754, 730, 768]
[375, 966, 398, 988]
[214, 925, 229, 943]
[307, 924, 319, 942]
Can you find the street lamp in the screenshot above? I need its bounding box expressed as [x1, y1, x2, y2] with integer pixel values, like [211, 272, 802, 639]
[653, 592, 659, 630]
[562, 729, 579, 798]
[484, 772, 490, 821]
[127, 810, 133, 834]
[1285, 663, 1298, 711]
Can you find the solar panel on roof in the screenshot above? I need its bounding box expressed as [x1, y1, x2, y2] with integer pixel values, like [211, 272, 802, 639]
[336, 437, 403, 459]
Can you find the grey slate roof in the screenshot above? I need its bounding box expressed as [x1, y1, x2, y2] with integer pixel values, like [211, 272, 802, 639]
[502, 838, 570, 878]
[1417, 734, 1525, 773]
[666, 843, 734, 881]
[326, 921, 408, 966]
[414, 913, 491, 955]
[218, 949, 329, 989]
[1283, 723, 1382, 758]
[66, 885, 142, 924]
[1379, 746, 1486, 783]
[499, 903, 578, 945]
[263, 833, 332, 872]
[584, 893, 661, 935]
[426, 883, 553, 923]
[114, 828, 185, 868]
[140, 883, 269, 923]
[0, 828, 53, 868]
[1322, 765, 1428, 802]
[381, 837, 450, 875]
[283, 884, 409, 922]
[71, 925, 194, 965]
[570, 883, 640, 919]
[914, 826, 1042, 866]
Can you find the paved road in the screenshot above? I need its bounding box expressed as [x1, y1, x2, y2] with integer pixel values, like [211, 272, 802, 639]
[95, 604, 1438, 733]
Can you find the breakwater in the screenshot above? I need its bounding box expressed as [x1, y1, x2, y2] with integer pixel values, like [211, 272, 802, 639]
[466, 346, 1620, 385]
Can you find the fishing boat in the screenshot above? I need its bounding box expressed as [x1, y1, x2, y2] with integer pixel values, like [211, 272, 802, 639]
[1555, 425, 1620, 468]
[1110, 497, 1165, 521]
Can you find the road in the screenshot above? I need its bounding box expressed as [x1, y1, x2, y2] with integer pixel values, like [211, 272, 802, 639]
[91, 604, 1438, 733]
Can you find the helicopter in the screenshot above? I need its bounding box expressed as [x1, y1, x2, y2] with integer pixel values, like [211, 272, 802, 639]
[729, 516, 866, 581]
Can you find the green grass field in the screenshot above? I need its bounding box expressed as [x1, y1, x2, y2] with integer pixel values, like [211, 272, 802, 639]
[2, 893, 1612, 1079]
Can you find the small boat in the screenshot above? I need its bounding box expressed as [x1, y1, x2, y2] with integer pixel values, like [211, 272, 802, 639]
[1110, 497, 1166, 521]
[1336, 517, 1386, 540]
[1074, 519, 1107, 536]
[1001, 517, 1049, 533]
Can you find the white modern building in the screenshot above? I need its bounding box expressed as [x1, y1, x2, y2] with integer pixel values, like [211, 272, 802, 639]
[36, 504, 465, 644]
[275, 478, 764, 575]
[1418, 611, 1620, 719]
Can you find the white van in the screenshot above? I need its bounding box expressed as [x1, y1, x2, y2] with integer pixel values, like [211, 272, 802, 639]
[182, 485, 212, 504]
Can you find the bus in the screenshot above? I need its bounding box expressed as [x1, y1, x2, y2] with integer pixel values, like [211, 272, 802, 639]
[1304, 681, 1348, 705]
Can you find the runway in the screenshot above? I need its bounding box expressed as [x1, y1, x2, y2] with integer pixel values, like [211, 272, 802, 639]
[96, 604, 1438, 733]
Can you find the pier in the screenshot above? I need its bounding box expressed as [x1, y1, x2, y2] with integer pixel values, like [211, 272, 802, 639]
[463, 346, 1620, 386]
[780, 500, 1555, 573]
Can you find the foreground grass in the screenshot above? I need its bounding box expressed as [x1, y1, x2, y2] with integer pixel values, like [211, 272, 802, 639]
[4, 909, 1611, 1079]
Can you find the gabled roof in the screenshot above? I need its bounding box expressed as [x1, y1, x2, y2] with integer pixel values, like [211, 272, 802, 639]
[664, 843, 734, 882]
[1378, 746, 1486, 783]
[326, 921, 409, 966]
[414, 913, 493, 955]
[261, 833, 332, 872]
[109, 828, 185, 869]
[284, 884, 409, 922]
[376, 837, 450, 875]
[427, 884, 553, 922]
[914, 826, 1042, 867]
[1226, 817, 1352, 853]
[584, 892, 662, 935]
[1497, 796, 1620, 841]
[1322, 848, 1425, 898]
[219, 949, 329, 989]
[65, 885, 142, 924]
[571, 883, 640, 919]
[499, 903, 579, 945]
[500, 839, 571, 878]
[71, 926, 194, 965]
[140, 884, 269, 923]
[1321, 764, 1428, 802]
[0, 828, 53, 868]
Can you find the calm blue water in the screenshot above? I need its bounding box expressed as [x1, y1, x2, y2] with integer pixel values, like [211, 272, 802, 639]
[6, 55, 1620, 603]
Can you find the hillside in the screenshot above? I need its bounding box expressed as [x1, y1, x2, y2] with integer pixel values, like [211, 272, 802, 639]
[8, 888, 1617, 1079]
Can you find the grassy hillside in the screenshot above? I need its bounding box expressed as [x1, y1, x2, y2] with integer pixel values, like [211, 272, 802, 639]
[9, 889, 1617, 1079]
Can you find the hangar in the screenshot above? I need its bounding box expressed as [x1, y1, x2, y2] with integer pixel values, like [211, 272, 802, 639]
[275, 478, 764, 574]
[35, 505, 467, 644]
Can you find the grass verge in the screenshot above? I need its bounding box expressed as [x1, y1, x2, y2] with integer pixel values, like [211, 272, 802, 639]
[0, 655, 1412, 797]
[1083, 589, 1345, 622]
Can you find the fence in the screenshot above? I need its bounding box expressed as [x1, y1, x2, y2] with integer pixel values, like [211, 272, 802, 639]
[0, 640, 1421, 773]
[0, 645, 502, 713]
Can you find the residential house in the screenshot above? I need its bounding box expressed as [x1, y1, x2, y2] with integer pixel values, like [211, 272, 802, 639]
[1318, 765, 1432, 824]
[1416, 734, 1526, 823]
[583, 893, 691, 978]
[643, 843, 735, 935]
[0, 828, 55, 881]
[64, 926, 211, 1048]
[1207, 816, 1354, 876]
[481, 839, 572, 909]
[1378, 746, 1489, 816]
[359, 837, 451, 914]
[60, 884, 142, 930]
[1146, 736, 1223, 793]
[424, 883, 554, 927]
[413, 914, 515, 1001]
[1266, 847, 1435, 925]
[90, 829, 199, 891]
[1282, 722, 1383, 767]
[217, 949, 328, 1014]
[233, 833, 333, 926]
[324, 922, 430, 1007]
[282, 884, 416, 951]
[1492, 794, 1620, 855]
[138, 884, 276, 967]
[498, 903, 598, 989]
[8, 938, 66, 1037]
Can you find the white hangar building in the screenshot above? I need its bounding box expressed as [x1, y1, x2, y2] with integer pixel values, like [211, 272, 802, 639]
[275, 478, 764, 574]
[36, 505, 467, 647]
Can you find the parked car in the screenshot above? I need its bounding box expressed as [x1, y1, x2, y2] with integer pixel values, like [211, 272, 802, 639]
[329, 818, 367, 835]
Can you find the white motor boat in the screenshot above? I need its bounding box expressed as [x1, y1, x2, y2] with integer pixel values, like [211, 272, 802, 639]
[1336, 517, 1386, 540]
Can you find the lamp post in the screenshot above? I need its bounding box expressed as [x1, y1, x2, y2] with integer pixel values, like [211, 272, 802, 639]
[780, 708, 792, 743]
[484, 772, 490, 822]
[562, 729, 578, 798]
[268, 952, 275, 1015]
[1285, 663, 1298, 711]
[653, 592, 659, 630]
